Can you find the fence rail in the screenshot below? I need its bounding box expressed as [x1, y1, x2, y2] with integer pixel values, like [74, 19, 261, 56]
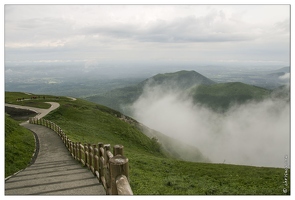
[29, 117, 133, 195]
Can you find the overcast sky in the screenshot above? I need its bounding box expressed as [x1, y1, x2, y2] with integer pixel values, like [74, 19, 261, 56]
[4, 4, 290, 68]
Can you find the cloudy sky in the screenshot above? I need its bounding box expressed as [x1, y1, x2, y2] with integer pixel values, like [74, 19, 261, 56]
[4, 4, 290, 68]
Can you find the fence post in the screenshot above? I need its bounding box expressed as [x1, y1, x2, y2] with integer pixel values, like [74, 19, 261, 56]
[67, 139, 71, 151]
[94, 146, 99, 174]
[104, 144, 111, 193]
[104, 144, 111, 165]
[63, 134, 66, 145]
[89, 144, 93, 170]
[74, 142, 77, 158]
[91, 144, 96, 173]
[113, 144, 124, 156]
[116, 175, 133, 195]
[72, 142, 75, 158]
[60, 130, 64, 141]
[84, 143, 88, 167]
[98, 143, 104, 183]
[64, 134, 67, 145]
[70, 141, 73, 155]
[78, 142, 81, 161]
[109, 155, 130, 195]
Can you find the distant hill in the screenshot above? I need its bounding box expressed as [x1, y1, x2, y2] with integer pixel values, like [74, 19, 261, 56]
[141, 70, 216, 88]
[189, 82, 271, 112]
[258, 66, 290, 89]
[86, 70, 273, 114]
[266, 66, 290, 79]
[86, 70, 215, 112]
[269, 66, 290, 74]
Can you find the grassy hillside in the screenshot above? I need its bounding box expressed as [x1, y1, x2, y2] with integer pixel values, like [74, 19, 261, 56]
[190, 82, 271, 112]
[5, 92, 290, 194]
[5, 114, 35, 177]
[87, 85, 144, 112]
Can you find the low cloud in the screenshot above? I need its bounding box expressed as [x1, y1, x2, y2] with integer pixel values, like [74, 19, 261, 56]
[279, 72, 290, 80]
[130, 84, 290, 168]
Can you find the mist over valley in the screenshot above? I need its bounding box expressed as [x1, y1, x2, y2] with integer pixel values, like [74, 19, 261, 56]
[130, 78, 289, 168]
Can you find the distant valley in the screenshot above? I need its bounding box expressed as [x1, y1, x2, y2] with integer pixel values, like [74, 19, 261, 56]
[5, 65, 289, 98]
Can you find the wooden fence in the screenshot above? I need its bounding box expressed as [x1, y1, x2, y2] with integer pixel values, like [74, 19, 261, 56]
[29, 117, 133, 195]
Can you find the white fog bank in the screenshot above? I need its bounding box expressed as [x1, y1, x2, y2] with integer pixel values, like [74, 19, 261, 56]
[130, 85, 290, 168]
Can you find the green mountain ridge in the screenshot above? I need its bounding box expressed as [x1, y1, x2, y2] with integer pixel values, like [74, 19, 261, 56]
[189, 82, 271, 112]
[85, 70, 216, 112]
[86, 70, 273, 114]
[141, 70, 216, 88]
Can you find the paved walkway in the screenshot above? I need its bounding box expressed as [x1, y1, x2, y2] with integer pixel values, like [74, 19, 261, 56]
[5, 103, 106, 195]
[5, 102, 60, 120]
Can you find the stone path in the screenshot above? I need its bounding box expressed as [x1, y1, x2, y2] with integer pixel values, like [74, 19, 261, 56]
[5, 103, 105, 195]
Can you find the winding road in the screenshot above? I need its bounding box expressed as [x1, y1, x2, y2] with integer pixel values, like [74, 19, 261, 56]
[5, 102, 60, 121]
[5, 102, 105, 195]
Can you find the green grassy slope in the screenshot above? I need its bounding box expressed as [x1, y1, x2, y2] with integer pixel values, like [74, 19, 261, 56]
[5, 92, 290, 194]
[44, 99, 164, 157]
[5, 114, 35, 177]
[190, 82, 271, 112]
[87, 85, 144, 112]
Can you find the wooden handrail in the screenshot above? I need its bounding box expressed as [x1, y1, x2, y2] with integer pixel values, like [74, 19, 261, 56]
[29, 117, 133, 195]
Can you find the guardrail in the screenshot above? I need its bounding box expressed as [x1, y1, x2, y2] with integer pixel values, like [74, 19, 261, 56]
[29, 117, 133, 195]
